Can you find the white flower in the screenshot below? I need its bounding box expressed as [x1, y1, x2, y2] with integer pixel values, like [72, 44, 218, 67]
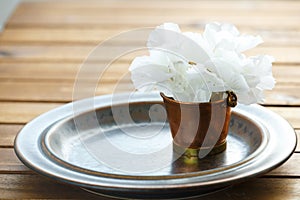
[129, 50, 215, 102]
[203, 22, 263, 53]
[239, 55, 276, 104]
[129, 51, 173, 93]
[129, 22, 275, 105]
[147, 23, 210, 65]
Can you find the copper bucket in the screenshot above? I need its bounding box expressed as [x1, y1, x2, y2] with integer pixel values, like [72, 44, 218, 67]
[160, 92, 237, 158]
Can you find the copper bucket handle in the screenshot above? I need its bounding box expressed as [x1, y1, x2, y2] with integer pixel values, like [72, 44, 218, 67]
[226, 91, 237, 107]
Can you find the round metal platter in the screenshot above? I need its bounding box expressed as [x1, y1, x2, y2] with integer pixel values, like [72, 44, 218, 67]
[14, 93, 297, 199]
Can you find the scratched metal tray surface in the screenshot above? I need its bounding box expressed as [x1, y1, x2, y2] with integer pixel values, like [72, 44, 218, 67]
[14, 93, 296, 199]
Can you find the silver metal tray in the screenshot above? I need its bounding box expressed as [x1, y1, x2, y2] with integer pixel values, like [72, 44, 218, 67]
[14, 93, 297, 199]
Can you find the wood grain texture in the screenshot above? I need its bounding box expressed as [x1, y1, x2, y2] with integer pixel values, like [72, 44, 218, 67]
[0, 80, 134, 102]
[0, 62, 299, 105]
[264, 85, 300, 105]
[269, 153, 300, 177]
[0, 102, 62, 123]
[14, 0, 300, 11]
[1, 0, 300, 199]
[0, 80, 298, 105]
[0, 124, 23, 147]
[268, 107, 300, 129]
[1, 28, 300, 46]
[0, 45, 149, 63]
[0, 149, 28, 173]
[0, 63, 298, 82]
[0, 174, 101, 199]
[1, 174, 300, 200]
[195, 178, 300, 200]
[8, 1, 300, 30]
[0, 45, 299, 64]
[0, 62, 128, 80]
[14, 0, 300, 13]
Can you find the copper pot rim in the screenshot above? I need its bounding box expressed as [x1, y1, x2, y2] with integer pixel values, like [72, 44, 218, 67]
[160, 92, 226, 106]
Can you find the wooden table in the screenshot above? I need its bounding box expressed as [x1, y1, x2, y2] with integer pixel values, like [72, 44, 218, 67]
[1, 0, 300, 199]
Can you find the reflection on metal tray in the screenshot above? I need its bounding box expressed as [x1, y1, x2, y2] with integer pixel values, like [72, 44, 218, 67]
[42, 102, 267, 178]
[14, 93, 297, 199]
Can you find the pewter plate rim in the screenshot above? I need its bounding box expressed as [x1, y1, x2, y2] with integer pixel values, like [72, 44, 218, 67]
[41, 104, 269, 180]
[14, 92, 297, 196]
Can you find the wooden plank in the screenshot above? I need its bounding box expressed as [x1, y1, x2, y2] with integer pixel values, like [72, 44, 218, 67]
[0, 149, 28, 172]
[1, 27, 300, 47]
[0, 63, 298, 88]
[0, 80, 76, 102]
[0, 174, 300, 199]
[0, 63, 298, 83]
[0, 174, 100, 199]
[264, 85, 300, 105]
[0, 102, 62, 124]
[0, 45, 148, 63]
[0, 124, 23, 147]
[15, 0, 300, 13]
[198, 178, 300, 200]
[0, 80, 134, 102]
[0, 28, 124, 45]
[269, 153, 300, 177]
[0, 62, 296, 81]
[0, 78, 299, 105]
[8, 1, 300, 30]
[0, 88, 300, 124]
[12, 1, 300, 23]
[268, 107, 300, 128]
[0, 62, 130, 81]
[246, 46, 300, 64]
[0, 45, 94, 63]
[8, 14, 300, 31]
[0, 45, 299, 64]
[273, 66, 300, 84]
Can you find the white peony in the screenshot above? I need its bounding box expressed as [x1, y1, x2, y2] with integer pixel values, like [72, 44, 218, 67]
[129, 22, 275, 104]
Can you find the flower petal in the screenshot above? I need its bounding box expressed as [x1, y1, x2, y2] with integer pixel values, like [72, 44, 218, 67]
[237, 35, 263, 52]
